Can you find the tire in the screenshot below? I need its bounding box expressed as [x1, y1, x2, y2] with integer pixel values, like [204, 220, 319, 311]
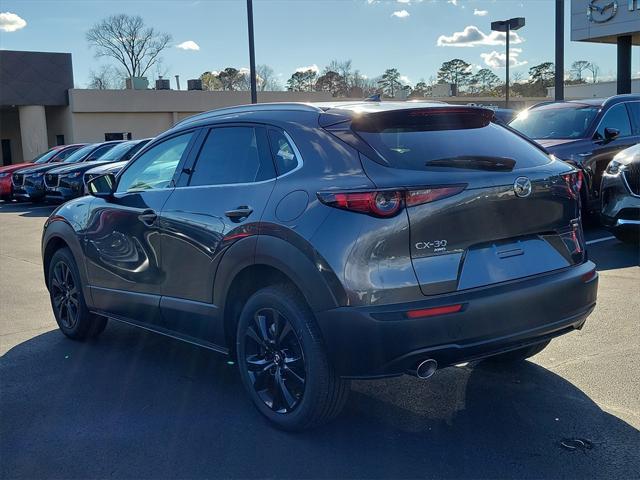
[486, 340, 551, 363]
[613, 229, 639, 244]
[48, 247, 107, 340]
[236, 284, 349, 431]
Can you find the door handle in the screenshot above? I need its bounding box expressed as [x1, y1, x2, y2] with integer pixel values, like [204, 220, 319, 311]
[225, 206, 253, 222]
[139, 209, 158, 226]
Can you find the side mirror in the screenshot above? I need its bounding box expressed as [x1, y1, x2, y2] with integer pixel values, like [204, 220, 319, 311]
[87, 173, 116, 199]
[604, 127, 620, 142]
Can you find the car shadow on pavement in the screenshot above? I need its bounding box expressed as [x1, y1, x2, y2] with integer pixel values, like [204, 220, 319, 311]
[0, 202, 57, 218]
[588, 240, 640, 271]
[1, 322, 638, 479]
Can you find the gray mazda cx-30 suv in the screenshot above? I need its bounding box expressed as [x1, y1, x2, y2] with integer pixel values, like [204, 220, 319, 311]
[42, 102, 598, 430]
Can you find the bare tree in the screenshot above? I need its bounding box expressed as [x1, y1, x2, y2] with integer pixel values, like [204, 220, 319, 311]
[256, 64, 280, 91]
[86, 14, 172, 78]
[570, 60, 591, 82]
[586, 62, 600, 83]
[87, 64, 122, 89]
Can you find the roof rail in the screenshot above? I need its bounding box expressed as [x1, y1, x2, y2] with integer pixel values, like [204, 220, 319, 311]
[173, 102, 323, 128]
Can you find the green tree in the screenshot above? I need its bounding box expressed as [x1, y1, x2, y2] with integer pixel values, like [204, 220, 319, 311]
[437, 59, 472, 92]
[200, 71, 223, 91]
[287, 69, 317, 92]
[315, 70, 347, 97]
[217, 67, 243, 91]
[378, 68, 402, 97]
[529, 62, 555, 90]
[473, 68, 501, 93]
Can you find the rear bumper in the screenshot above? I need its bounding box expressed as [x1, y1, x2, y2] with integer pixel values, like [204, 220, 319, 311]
[316, 261, 598, 378]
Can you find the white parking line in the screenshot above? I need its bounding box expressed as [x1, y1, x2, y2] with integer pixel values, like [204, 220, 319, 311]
[586, 236, 616, 246]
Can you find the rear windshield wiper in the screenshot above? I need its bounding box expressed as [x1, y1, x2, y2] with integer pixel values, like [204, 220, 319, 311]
[425, 155, 516, 172]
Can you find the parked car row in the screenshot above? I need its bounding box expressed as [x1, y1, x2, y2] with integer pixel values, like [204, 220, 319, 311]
[509, 93, 639, 243]
[0, 138, 150, 203]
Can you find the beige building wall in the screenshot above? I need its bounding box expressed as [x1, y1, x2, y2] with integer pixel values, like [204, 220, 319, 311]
[66, 89, 336, 143]
[0, 108, 23, 165]
[18, 105, 48, 162]
[45, 106, 75, 146]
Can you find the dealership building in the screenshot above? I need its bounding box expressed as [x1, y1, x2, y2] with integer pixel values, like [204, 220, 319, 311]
[0, 50, 332, 165]
[571, 0, 639, 93]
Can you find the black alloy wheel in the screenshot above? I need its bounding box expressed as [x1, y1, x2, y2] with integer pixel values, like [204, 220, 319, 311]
[244, 307, 306, 414]
[50, 260, 80, 329]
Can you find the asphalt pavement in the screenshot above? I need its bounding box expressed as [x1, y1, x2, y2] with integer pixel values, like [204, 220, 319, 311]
[1, 201, 639, 479]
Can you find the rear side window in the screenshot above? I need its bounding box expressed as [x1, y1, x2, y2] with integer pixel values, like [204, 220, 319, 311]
[355, 111, 552, 171]
[268, 130, 299, 175]
[596, 103, 632, 138]
[189, 126, 275, 186]
[627, 102, 640, 134]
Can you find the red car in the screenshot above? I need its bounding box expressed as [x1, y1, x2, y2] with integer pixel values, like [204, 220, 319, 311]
[0, 144, 85, 201]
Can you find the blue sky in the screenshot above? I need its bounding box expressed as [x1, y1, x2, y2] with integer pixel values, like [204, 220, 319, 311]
[0, 0, 638, 88]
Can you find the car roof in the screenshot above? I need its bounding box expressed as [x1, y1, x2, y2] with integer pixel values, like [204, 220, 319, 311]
[531, 94, 640, 110]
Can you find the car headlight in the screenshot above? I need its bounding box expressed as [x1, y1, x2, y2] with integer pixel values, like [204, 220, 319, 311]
[64, 172, 82, 178]
[605, 160, 625, 175]
[0, 172, 9, 178]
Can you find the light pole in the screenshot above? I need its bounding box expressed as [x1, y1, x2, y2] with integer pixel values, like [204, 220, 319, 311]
[246, 0, 258, 104]
[490, 17, 525, 108]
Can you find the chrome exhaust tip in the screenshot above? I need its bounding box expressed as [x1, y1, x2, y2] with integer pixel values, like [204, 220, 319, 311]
[416, 359, 438, 379]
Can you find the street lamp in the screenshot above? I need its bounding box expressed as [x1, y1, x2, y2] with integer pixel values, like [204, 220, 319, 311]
[246, 0, 258, 104]
[490, 17, 525, 108]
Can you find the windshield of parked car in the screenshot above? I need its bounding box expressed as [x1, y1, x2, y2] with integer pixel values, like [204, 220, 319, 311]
[94, 141, 135, 161]
[63, 144, 95, 163]
[32, 149, 59, 164]
[509, 104, 600, 139]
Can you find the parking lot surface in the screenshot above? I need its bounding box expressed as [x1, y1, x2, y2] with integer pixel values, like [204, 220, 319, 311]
[1, 201, 639, 479]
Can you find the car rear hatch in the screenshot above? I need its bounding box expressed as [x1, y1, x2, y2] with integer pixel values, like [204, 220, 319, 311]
[322, 105, 585, 296]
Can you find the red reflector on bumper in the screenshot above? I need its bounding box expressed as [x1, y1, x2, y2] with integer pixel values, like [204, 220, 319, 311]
[406, 304, 463, 319]
[581, 268, 597, 283]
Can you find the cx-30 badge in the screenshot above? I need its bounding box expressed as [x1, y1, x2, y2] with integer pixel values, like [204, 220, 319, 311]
[587, 0, 618, 23]
[514, 177, 532, 198]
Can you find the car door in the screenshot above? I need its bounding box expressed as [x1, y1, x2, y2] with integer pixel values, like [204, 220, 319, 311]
[82, 131, 197, 324]
[158, 124, 278, 344]
[587, 102, 637, 200]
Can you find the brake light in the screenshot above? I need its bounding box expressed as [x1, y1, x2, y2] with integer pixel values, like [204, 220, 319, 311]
[406, 304, 463, 319]
[317, 185, 465, 217]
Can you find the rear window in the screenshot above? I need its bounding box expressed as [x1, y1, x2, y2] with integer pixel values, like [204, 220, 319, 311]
[355, 112, 552, 171]
[509, 104, 599, 139]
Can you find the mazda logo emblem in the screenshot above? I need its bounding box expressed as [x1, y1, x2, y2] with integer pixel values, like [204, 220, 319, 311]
[514, 177, 532, 198]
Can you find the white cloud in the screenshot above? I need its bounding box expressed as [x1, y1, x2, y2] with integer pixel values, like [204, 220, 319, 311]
[473, 8, 488, 16]
[437, 25, 523, 47]
[480, 48, 528, 68]
[295, 64, 319, 73]
[176, 40, 200, 51]
[448, 0, 458, 5]
[397, 0, 411, 3]
[391, 9, 410, 18]
[0, 12, 27, 32]
[400, 75, 411, 85]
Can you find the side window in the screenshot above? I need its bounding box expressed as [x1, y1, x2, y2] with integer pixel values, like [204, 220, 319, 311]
[626, 102, 640, 134]
[268, 130, 299, 175]
[116, 133, 193, 193]
[123, 141, 147, 161]
[597, 104, 632, 138]
[189, 126, 275, 186]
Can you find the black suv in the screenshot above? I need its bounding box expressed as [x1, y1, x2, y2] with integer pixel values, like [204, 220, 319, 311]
[510, 94, 640, 216]
[42, 102, 598, 430]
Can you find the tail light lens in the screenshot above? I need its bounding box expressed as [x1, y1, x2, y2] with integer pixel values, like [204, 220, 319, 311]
[318, 185, 465, 217]
[562, 171, 583, 200]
